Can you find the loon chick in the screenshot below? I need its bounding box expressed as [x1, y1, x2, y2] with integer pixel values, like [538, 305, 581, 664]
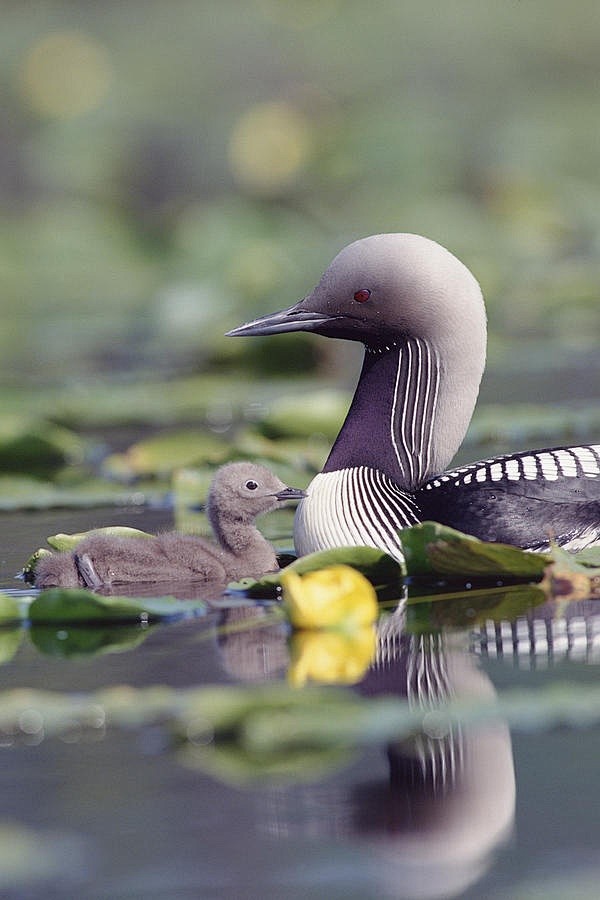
[227, 233, 600, 560]
[34, 462, 306, 589]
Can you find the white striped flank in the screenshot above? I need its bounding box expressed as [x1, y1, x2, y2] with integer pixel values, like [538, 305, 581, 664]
[294, 467, 420, 561]
[571, 446, 600, 475]
[536, 452, 559, 480]
[391, 338, 440, 488]
[423, 444, 600, 490]
[472, 610, 600, 665]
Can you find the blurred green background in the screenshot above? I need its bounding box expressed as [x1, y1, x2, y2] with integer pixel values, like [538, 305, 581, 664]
[1, 0, 599, 505]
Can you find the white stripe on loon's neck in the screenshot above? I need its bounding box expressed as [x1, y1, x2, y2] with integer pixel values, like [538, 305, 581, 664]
[323, 336, 444, 490]
[391, 336, 440, 488]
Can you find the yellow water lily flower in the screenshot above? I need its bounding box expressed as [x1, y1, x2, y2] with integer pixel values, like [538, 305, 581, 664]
[288, 627, 377, 687]
[281, 564, 378, 631]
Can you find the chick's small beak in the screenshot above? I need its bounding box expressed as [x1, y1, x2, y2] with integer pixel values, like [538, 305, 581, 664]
[273, 486, 307, 502]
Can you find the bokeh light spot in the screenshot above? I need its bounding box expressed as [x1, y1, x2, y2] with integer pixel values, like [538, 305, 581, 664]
[228, 101, 312, 194]
[19, 30, 112, 119]
[226, 239, 283, 298]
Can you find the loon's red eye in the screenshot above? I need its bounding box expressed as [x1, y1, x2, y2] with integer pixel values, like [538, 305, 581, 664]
[353, 289, 371, 303]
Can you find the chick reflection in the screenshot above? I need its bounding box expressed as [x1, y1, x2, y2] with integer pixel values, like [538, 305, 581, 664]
[216, 606, 289, 681]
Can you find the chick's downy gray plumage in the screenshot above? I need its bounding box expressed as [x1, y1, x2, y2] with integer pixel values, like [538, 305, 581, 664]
[34, 462, 305, 589]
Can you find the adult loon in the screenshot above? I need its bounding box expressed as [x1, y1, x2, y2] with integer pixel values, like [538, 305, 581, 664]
[35, 462, 306, 588]
[227, 234, 600, 561]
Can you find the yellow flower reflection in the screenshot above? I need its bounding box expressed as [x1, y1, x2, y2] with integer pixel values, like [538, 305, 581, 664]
[282, 566, 378, 685]
[281, 564, 378, 631]
[288, 627, 376, 687]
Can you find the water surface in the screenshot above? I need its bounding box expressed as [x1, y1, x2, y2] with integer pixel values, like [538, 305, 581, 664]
[0, 503, 599, 899]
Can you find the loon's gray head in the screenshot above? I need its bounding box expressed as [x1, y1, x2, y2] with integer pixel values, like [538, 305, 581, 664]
[227, 233, 486, 358]
[228, 234, 487, 485]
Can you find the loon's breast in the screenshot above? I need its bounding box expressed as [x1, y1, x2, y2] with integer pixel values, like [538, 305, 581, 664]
[294, 445, 600, 561]
[294, 467, 420, 561]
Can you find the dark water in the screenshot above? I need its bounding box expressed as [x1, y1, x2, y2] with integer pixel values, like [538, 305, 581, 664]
[0, 506, 599, 899]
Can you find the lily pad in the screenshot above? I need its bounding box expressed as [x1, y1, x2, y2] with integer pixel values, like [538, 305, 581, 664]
[0, 474, 163, 512]
[0, 627, 25, 664]
[468, 402, 600, 449]
[0, 593, 26, 626]
[257, 390, 349, 440]
[102, 430, 234, 480]
[47, 526, 154, 552]
[22, 527, 156, 581]
[29, 588, 206, 624]
[400, 521, 551, 579]
[8, 375, 314, 430]
[0, 676, 599, 790]
[0, 417, 85, 476]
[29, 624, 152, 658]
[235, 428, 329, 474]
[179, 739, 352, 786]
[229, 545, 402, 599]
[550, 543, 600, 573]
[406, 583, 548, 631]
[540, 544, 600, 601]
[573, 545, 600, 568]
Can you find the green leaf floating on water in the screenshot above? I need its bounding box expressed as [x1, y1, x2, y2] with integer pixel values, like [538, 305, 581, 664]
[30, 624, 152, 658]
[102, 430, 234, 480]
[0, 678, 600, 789]
[231, 523, 552, 602]
[47, 525, 154, 552]
[538, 542, 600, 602]
[257, 389, 349, 441]
[549, 542, 600, 573]
[179, 738, 352, 787]
[235, 428, 328, 474]
[229, 545, 402, 599]
[29, 588, 206, 624]
[573, 545, 600, 568]
[0, 416, 86, 476]
[400, 521, 551, 579]
[0, 628, 24, 664]
[406, 582, 548, 631]
[0, 594, 27, 625]
[0, 474, 164, 513]
[22, 527, 155, 581]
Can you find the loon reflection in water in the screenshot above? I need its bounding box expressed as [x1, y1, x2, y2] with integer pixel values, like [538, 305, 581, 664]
[219, 596, 600, 899]
[217, 604, 516, 900]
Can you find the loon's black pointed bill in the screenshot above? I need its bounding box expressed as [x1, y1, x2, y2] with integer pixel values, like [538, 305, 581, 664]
[273, 486, 307, 502]
[226, 305, 333, 337]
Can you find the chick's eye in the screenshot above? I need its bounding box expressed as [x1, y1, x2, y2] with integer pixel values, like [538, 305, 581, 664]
[353, 289, 371, 303]
[245, 480, 259, 491]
